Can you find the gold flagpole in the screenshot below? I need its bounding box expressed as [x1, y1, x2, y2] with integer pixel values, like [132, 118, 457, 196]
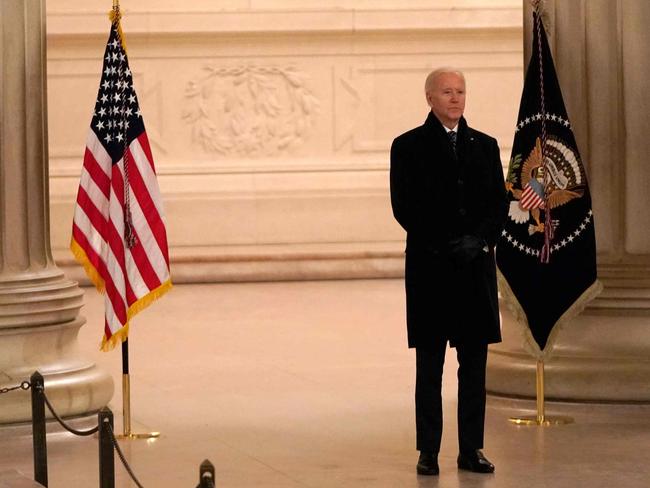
[107, 0, 158, 441]
[122, 371, 131, 435]
[505, 0, 572, 429]
[117, 339, 160, 440]
[508, 360, 573, 426]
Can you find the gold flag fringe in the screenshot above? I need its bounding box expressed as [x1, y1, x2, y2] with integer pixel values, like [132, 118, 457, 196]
[127, 279, 173, 321]
[71, 237, 173, 352]
[100, 279, 173, 352]
[497, 270, 603, 360]
[101, 321, 130, 352]
[70, 238, 106, 293]
[99, 279, 173, 352]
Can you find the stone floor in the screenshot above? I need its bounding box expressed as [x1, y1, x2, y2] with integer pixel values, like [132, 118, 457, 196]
[1, 279, 649, 487]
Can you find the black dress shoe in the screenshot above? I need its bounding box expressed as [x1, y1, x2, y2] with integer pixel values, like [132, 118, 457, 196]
[457, 450, 495, 473]
[416, 452, 439, 476]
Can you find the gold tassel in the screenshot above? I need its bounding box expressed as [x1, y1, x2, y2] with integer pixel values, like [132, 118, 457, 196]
[108, 2, 127, 53]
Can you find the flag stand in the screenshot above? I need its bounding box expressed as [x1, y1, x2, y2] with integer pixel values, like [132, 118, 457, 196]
[70, 0, 170, 441]
[116, 340, 160, 440]
[508, 359, 573, 426]
[112, 0, 159, 441]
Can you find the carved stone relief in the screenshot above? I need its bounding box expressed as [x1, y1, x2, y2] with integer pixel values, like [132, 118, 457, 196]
[183, 66, 320, 156]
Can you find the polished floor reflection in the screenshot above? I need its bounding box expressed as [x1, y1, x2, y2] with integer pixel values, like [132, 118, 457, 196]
[1, 280, 649, 487]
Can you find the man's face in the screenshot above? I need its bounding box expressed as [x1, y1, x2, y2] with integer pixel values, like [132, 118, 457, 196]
[426, 72, 466, 129]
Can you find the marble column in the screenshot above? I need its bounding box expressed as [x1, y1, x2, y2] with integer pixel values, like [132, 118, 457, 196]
[487, 0, 650, 401]
[0, 0, 113, 423]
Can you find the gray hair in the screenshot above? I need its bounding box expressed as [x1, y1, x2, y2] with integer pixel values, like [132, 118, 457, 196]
[424, 67, 465, 94]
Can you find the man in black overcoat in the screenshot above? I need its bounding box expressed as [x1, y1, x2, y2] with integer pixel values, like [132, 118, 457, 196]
[390, 68, 508, 476]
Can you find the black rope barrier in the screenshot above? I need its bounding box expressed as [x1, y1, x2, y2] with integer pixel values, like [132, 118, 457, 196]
[6, 372, 212, 488]
[41, 391, 99, 436]
[105, 420, 145, 488]
[0, 380, 31, 395]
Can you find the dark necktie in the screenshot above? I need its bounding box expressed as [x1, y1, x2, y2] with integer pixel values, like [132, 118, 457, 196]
[448, 130, 457, 154]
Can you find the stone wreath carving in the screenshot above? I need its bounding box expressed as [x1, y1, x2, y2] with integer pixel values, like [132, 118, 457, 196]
[183, 66, 320, 156]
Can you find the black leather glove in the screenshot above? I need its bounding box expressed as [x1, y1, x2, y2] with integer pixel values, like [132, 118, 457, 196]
[449, 235, 487, 267]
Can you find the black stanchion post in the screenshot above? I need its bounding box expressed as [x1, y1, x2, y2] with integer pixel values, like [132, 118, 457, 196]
[30, 371, 48, 487]
[196, 459, 215, 488]
[98, 408, 115, 488]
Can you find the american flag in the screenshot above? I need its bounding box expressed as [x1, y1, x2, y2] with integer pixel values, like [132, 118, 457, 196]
[70, 17, 171, 351]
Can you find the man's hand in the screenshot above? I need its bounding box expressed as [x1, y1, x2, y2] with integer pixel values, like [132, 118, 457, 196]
[449, 235, 487, 267]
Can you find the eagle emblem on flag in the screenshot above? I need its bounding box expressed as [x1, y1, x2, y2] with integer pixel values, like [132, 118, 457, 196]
[506, 136, 585, 237]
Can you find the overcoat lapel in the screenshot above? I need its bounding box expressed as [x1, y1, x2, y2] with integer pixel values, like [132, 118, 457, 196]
[422, 113, 459, 193]
[424, 112, 457, 163]
[456, 119, 470, 167]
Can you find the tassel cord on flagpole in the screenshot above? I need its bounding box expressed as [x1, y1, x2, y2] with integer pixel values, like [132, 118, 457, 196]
[110, 7, 137, 249]
[111, 1, 121, 23]
[534, 7, 554, 264]
[118, 44, 137, 249]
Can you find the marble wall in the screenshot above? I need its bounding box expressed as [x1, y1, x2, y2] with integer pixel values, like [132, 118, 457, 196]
[45, 0, 523, 282]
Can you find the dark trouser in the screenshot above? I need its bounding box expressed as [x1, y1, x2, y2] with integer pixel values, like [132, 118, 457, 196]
[415, 339, 488, 454]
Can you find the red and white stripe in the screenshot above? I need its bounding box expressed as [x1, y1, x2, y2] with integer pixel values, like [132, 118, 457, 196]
[71, 129, 171, 349]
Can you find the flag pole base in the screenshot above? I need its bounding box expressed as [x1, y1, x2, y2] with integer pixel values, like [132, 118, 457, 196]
[116, 372, 161, 440]
[116, 432, 161, 440]
[508, 415, 574, 426]
[506, 360, 574, 426]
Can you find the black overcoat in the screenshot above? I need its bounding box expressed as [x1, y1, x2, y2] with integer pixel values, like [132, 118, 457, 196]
[390, 112, 508, 348]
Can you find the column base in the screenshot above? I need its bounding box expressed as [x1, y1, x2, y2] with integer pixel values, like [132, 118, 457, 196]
[487, 293, 650, 403]
[0, 316, 114, 424]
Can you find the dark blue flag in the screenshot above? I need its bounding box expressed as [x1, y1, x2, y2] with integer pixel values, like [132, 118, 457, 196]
[496, 12, 601, 354]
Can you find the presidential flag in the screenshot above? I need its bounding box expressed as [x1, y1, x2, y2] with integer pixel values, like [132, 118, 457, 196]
[70, 12, 171, 351]
[496, 11, 601, 354]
